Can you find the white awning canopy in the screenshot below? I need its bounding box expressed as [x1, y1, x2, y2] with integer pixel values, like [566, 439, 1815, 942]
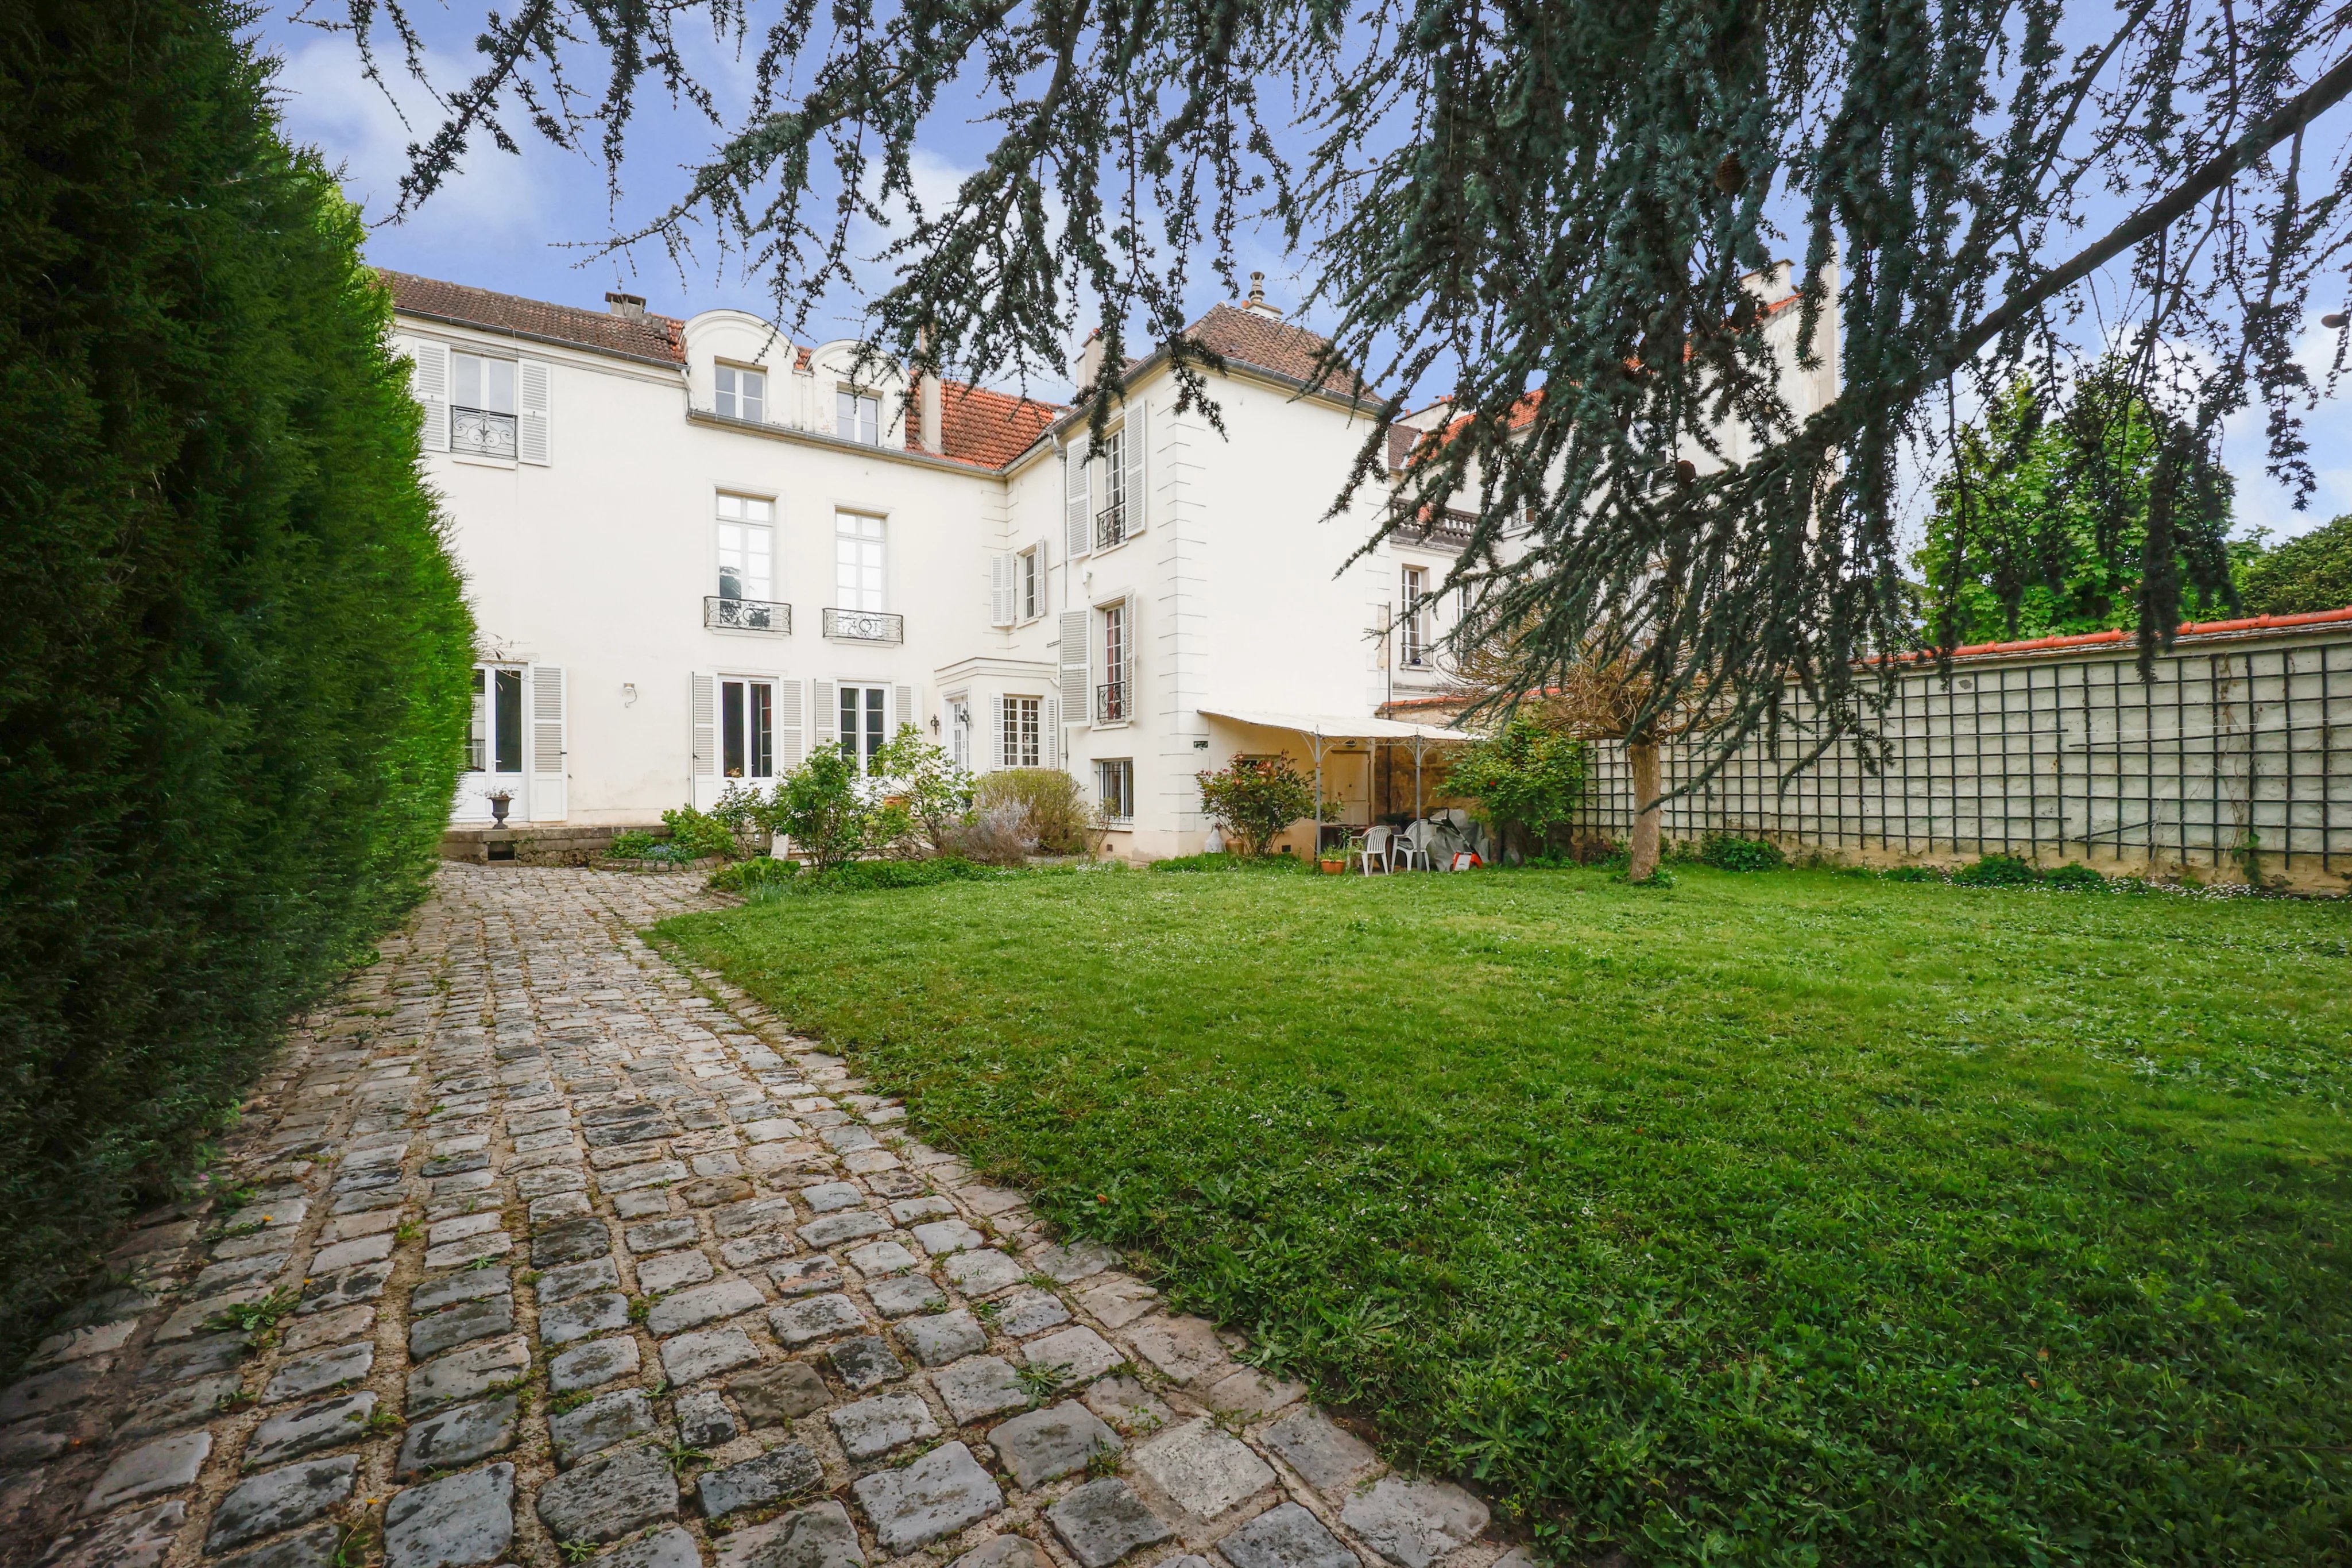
[1198, 707, 1472, 744]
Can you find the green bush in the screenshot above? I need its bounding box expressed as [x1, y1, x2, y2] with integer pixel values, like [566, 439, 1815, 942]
[709, 855, 800, 893]
[974, 768, 1094, 855]
[772, 747, 868, 871]
[0, 0, 471, 1361]
[1194, 757, 1316, 858]
[2044, 862, 2109, 889]
[1150, 852, 1312, 874]
[1447, 714, 1587, 856]
[1880, 864, 1949, 882]
[748, 856, 995, 897]
[661, 803, 747, 861]
[1953, 853, 2042, 886]
[1699, 833, 1786, 872]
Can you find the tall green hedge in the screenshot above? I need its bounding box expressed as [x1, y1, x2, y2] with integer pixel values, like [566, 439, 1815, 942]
[0, 0, 472, 1360]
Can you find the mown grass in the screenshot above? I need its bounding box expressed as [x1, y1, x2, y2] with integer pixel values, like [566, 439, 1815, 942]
[657, 866, 2352, 1566]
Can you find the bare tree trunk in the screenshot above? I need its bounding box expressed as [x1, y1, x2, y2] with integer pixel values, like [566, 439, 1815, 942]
[1627, 737, 1661, 881]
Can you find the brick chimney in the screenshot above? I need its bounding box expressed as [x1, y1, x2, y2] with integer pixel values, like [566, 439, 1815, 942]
[915, 331, 944, 456]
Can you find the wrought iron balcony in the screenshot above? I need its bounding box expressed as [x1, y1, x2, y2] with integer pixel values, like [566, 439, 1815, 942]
[1094, 504, 1128, 552]
[822, 607, 904, 644]
[1094, 677, 1130, 725]
[452, 406, 517, 459]
[705, 595, 791, 634]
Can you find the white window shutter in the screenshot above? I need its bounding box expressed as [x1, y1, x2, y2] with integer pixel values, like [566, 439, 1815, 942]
[410, 338, 450, 452]
[1045, 698, 1059, 768]
[1058, 610, 1090, 720]
[991, 698, 1005, 771]
[1063, 440, 1091, 558]
[691, 672, 717, 780]
[991, 553, 1015, 627]
[893, 684, 914, 737]
[1031, 538, 1051, 618]
[778, 677, 805, 769]
[1122, 594, 1139, 688]
[1123, 401, 1147, 533]
[528, 664, 567, 820]
[518, 358, 552, 465]
[814, 680, 838, 753]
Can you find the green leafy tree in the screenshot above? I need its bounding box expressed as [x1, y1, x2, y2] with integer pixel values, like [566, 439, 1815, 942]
[872, 723, 974, 855]
[772, 746, 868, 871]
[1915, 368, 2241, 645]
[0, 0, 471, 1357]
[2240, 513, 2352, 616]
[341, 0, 2343, 767]
[1196, 758, 1315, 859]
[1446, 714, 1587, 860]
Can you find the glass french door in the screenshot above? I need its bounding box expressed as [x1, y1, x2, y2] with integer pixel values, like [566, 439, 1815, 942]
[838, 684, 888, 772]
[457, 666, 526, 819]
[722, 677, 776, 781]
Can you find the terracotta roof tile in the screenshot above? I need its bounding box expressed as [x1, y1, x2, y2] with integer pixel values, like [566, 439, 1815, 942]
[910, 382, 1064, 469]
[381, 270, 684, 364]
[1182, 304, 1370, 398]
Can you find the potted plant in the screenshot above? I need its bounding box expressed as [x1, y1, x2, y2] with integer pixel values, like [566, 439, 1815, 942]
[1319, 835, 1354, 874]
[486, 789, 513, 826]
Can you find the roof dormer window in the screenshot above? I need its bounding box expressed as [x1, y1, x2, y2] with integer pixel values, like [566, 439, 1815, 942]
[837, 389, 881, 446]
[716, 364, 766, 423]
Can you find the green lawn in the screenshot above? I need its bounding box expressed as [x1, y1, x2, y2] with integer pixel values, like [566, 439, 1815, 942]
[657, 866, 2352, 1566]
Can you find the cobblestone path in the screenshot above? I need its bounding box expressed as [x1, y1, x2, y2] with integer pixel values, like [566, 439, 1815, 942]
[3, 866, 1517, 1568]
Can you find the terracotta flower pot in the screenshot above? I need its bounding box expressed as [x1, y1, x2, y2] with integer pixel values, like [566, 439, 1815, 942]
[1319, 859, 1345, 875]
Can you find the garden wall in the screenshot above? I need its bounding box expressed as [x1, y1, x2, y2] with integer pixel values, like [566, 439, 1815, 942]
[1572, 612, 2352, 891]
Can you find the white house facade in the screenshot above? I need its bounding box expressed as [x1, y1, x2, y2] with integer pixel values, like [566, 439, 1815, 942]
[391, 264, 1836, 861]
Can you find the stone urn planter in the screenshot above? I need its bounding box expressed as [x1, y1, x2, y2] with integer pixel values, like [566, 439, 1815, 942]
[487, 791, 512, 826]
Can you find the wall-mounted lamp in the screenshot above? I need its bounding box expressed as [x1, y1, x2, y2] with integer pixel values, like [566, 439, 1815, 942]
[929, 715, 941, 734]
[621, 683, 638, 707]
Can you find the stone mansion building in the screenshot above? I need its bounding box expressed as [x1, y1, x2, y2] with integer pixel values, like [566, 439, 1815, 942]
[392, 267, 1835, 861]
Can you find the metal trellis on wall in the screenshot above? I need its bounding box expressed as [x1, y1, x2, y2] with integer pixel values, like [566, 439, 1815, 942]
[1571, 620, 2352, 886]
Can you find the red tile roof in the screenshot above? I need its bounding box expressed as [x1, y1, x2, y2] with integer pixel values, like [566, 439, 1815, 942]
[1182, 304, 1370, 399]
[911, 382, 1065, 469]
[380, 271, 685, 363]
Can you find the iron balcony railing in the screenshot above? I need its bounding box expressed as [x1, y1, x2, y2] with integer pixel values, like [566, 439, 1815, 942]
[452, 406, 517, 459]
[705, 595, 791, 634]
[1094, 677, 1130, 725]
[1094, 503, 1128, 552]
[822, 607, 904, 644]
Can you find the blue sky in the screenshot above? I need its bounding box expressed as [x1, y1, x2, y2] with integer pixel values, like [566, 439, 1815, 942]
[255, 5, 2349, 545]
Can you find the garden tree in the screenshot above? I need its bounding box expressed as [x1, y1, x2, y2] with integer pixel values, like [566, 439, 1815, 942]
[871, 723, 976, 854]
[1445, 713, 1587, 860]
[337, 0, 2350, 773]
[1915, 364, 2242, 645]
[772, 746, 869, 870]
[1196, 757, 1316, 858]
[2240, 513, 2352, 615]
[0, 0, 471, 1356]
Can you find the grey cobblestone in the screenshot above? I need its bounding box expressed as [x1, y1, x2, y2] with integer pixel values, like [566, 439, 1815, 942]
[6, 866, 1510, 1568]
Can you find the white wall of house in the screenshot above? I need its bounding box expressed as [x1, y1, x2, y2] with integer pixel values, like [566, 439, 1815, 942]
[401, 270, 1838, 860]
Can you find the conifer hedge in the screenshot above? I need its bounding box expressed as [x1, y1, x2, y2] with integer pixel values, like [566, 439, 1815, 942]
[0, 0, 472, 1359]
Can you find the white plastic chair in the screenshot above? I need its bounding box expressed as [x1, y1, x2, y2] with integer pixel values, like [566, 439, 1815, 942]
[1394, 821, 1433, 872]
[1357, 825, 1395, 874]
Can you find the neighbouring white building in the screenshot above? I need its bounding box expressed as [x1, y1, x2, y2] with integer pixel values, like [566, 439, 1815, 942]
[392, 264, 1835, 861]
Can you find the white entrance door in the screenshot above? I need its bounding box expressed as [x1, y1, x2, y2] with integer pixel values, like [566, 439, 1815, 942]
[455, 666, 527, 821]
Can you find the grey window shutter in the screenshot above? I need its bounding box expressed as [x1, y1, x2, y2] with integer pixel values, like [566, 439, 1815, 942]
[1123, 401, 1147, 533]
[1058, 609, 1089, 718]
[410, 339, 450, 452]
[529, 665, 566, 820]
[814, 680, 838, 753]
[518, 359, 552, 465]
[991, 553, 1015, 626]
[777, 677, 805, 768]
[893, 684, 915, 737]
[690, 673, 717, 779]
[1063, 440, 1090, 558]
